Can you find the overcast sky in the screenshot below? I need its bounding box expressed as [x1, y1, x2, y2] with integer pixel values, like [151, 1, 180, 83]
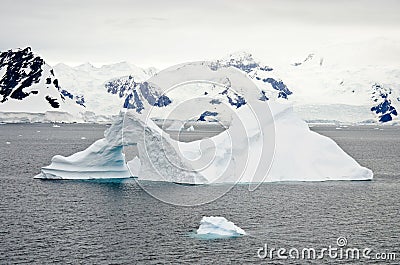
[1, 0, 399, 67]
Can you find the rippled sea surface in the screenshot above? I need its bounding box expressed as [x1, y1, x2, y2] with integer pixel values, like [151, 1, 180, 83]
[0, 124, 399, 264]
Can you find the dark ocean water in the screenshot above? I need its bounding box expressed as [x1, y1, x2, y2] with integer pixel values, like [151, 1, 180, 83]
[0, 124, 399, 264]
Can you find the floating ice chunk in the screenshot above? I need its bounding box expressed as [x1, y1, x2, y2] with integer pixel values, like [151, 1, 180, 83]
[80, 137, 86, 140]
[6, 142, 11, 145]
[196, 216, 246, 239]
[187, 125, 195, 131]
[52, 124, 60, 128]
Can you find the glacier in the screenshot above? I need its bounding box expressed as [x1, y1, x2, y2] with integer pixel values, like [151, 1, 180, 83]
[195, 216, 246, 239]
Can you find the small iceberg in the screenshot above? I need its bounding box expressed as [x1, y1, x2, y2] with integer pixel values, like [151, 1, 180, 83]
[52, 124, 61, 128]
[195, 216, 246, 239]
[187, 125, 195, 132]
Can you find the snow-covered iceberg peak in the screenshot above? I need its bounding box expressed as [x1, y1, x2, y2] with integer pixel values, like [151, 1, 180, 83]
[196, 216, 246, 239]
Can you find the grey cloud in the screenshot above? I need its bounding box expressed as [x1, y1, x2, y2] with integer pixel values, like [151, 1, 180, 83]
[1, 0, 399, 67]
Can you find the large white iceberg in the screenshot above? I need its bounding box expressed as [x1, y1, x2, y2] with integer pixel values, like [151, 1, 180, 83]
[196, 216, 246, 239]
[35, 104, 373, 182]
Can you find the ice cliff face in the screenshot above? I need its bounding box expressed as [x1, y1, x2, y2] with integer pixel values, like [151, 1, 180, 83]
[0, 47, 85, 115]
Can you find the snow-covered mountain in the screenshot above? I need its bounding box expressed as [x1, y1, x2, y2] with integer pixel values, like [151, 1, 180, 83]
[213, 48, 400, 124]
[53, 62, 156, 115]
[103, 49, 399, 124]
[210, 52, 293, 100]
[0, 47, 86, 122]
[102, 52, 294, 121]
[276, 40, 400, 124]
[3, 39, 399, 124]
[105, 76, 172, 112]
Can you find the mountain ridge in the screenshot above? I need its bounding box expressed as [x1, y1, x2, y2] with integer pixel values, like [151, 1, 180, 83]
[0, 47, 85, 118]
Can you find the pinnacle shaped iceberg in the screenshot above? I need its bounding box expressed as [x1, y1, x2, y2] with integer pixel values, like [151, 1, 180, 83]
[34, 103, 373, 183]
